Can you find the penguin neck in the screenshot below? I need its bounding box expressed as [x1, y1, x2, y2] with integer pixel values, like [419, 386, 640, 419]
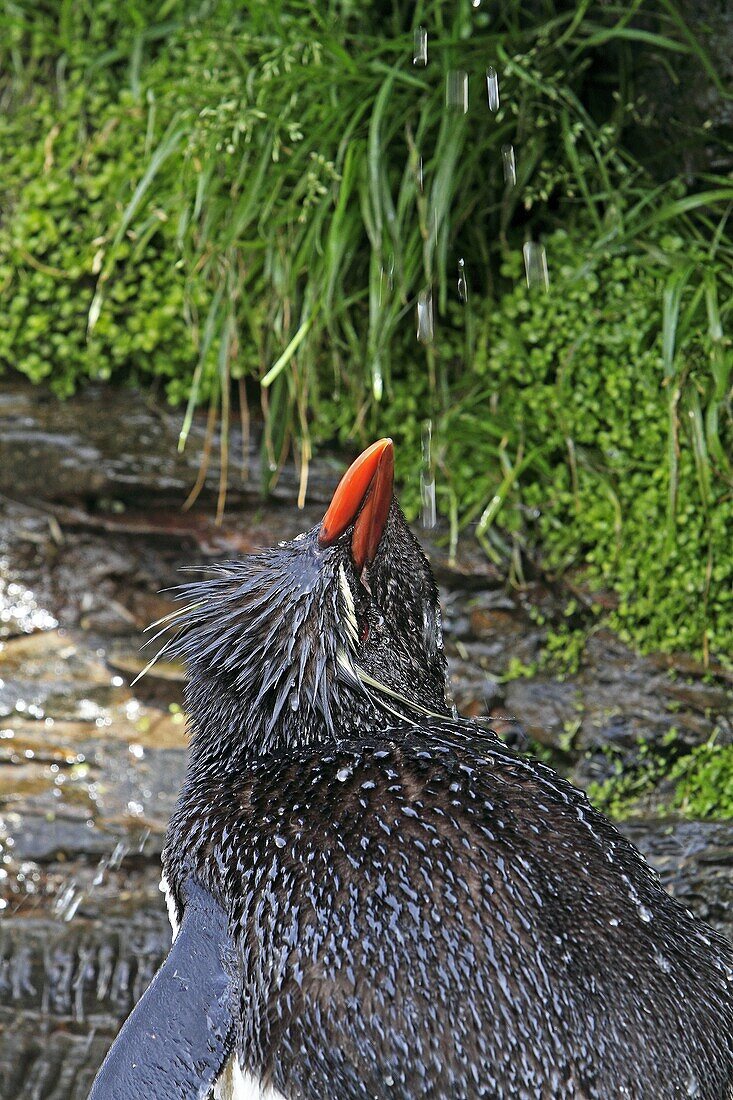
[181, 664, 430, 777]
[183, 671, 337, 769]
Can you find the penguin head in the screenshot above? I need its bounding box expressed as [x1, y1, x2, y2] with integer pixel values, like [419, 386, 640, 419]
[168, 439, 451, 758]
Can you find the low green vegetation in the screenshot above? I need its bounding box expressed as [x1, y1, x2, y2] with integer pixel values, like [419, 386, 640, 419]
[588, 730, 733, 820]
[0, 1, 731, 661]
[383, 227, 733, 660]
[587, 730, 681, 820]
[671, 739, 733, 819]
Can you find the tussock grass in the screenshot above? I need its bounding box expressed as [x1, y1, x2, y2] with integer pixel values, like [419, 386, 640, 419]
[0, 0, 730, 659]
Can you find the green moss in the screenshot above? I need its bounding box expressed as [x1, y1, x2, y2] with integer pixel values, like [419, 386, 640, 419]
[540, 625, 589, 679]
[370, 227, 732, 664]
[1, 0, 731, 664]
[498, 657, 539, 683]
[0, 83, 203, 399]
[671, 739, 733, 819]
[586, 731, 733, 820]
[586, 765, 660, 821]
[585, 731, 678, 819]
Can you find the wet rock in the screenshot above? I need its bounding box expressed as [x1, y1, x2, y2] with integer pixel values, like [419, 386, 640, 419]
[0, 564, 59, 639]
[3, 818, 113, 863]
[1, 631, 102, 676]
[0, 855, 171, 1099]
[663, 680, 733, 719]
[106, 646, 185, 685]
[451, 590, 545, 676]
[0, 1007, 115, 1100]
[621, 818, 733, 942]
[469, 607, 520, 639]
[421, 532, 505, 590]
[449, 664, 503, 719]
[503, 677, 580, 748]
[0, 871, 169, 1016]
[0, 382, 341, 509]
[575, 632, 717, 757]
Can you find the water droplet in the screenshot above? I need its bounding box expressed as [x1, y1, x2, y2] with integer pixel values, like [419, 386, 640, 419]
[274, 835, 286, 848]
[416, 288, 434, 344]
[638, 905, 653, 923]
[379, 253, 395, 308]
[522, 241, 549, 292]
[654, 951, 671, 974]
[420, 420, 436, 529]
[289, 690, 299, 711]
[413, 26, 428, 67]
[457, 257, 468, 303]
[372, 359, 384, 400]
[608, 917, 619, 927]
[336, 767, 352, 782]
[501, 143, 517, 187]
[486, 67, 500, 112]
[715, 958, 733, 981]
[472, 0, 481, 7]
[446, 70, 468, 114]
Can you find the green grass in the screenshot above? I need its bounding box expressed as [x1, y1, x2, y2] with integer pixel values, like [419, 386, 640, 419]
[0, 0, 731, 659]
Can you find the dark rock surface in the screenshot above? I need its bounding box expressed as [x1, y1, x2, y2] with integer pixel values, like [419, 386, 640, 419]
[0, 381, 341, 508]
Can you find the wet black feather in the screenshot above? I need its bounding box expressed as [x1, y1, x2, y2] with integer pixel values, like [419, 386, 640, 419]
[162, 499, 733, 1099]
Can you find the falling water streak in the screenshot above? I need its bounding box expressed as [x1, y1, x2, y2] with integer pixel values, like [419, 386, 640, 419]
[379, 251, 395, 307]
[446, 71, 468, 114]
[416, 289, 434, 345]
[413, 26, 428, 67]
[523, 241, 550, 292]
[53, 880, 83, 923]
[501, 144, 517, 187]
[417, 155, 423, 192]
[420, 420, 437, 529]
[372, 360, 384, 401]
[486, 67, 500, 112]
[457, 258, 468, 303]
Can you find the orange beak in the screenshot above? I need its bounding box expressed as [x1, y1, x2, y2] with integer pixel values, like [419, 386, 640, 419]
[318, 438, 394, 570]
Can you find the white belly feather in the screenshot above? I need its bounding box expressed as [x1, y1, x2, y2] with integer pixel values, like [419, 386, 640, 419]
[160, 874, 180, 940]
[159, 876, 286, 1100]
[214, 1055, 285, 1100]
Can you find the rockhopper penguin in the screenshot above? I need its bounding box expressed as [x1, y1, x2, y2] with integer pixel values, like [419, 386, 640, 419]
[89, 439, 733, 1100]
